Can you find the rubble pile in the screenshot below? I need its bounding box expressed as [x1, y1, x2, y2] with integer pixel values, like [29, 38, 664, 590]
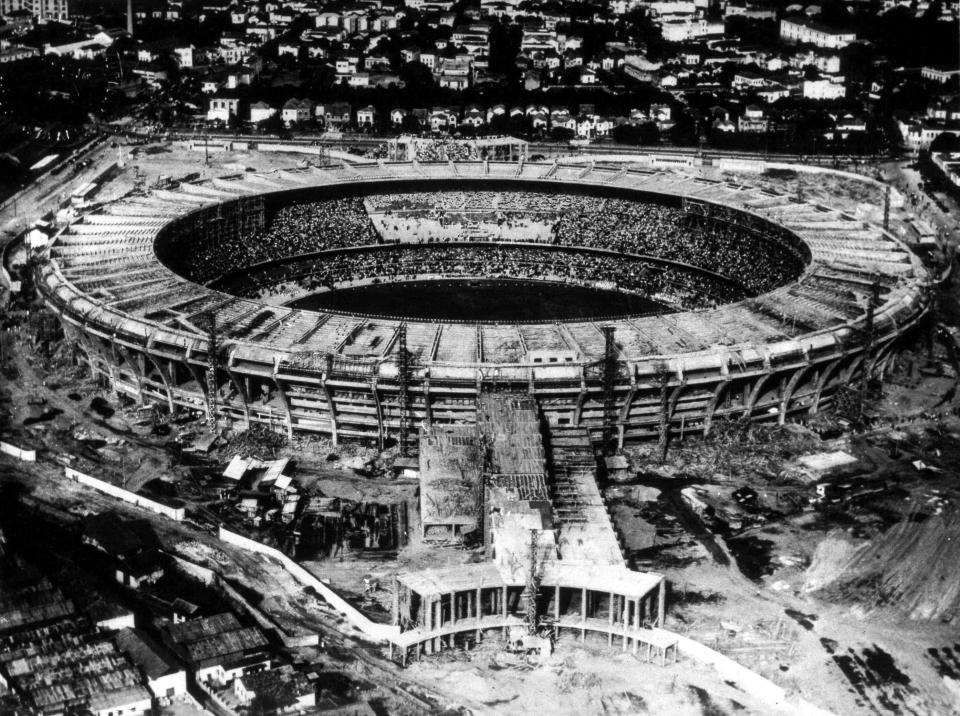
[218, 423, 288, 460]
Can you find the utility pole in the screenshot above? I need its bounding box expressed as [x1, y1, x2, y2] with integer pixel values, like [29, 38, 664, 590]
[883, 184, 891, 232]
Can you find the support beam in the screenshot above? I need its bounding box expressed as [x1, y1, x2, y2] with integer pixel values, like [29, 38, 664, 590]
[657, 581, 666, 627]
[319, 375, 338, 445]
[142, 353, 175, 413]
[778, 366, 810, 425]
[744, 371, 773, 417]
[810, 358, 843, 416]
[702, 379, 730, 437]
[271, 372, 294, 439]
[370, 377, 384, 451]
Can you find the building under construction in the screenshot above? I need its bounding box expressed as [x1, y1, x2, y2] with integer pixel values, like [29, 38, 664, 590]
[37, 161, 930, 449]
[392, 393, 671, 665]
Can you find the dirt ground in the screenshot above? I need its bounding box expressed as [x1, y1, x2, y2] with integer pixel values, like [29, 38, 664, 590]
[3, 151, 960, 715]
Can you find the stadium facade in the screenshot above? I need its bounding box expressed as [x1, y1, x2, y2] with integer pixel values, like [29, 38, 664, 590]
[37, 160, 931, 446]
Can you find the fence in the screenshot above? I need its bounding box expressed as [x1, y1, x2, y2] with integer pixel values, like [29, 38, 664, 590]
[0, 440, 36, 461]
[65, 466, 186, 520]
[672, 631, 834, 716]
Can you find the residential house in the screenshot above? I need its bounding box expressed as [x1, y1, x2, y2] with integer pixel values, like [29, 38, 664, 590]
[803, 77, 845, 100]
[248, 101, 276, 124]
[281, 98, 313, 125]
[356, 105, 377, 127]
[738, 105, 769, 132]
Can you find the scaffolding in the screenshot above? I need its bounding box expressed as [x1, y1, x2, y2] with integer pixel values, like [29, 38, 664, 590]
[205, 311, 219, 428]
[397, 324, 410, 456]
[858, 276, 883, 414]
[601, 325, 618, 456]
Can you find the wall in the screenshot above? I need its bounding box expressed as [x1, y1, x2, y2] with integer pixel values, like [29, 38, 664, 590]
[0, 440, 36, 461]
[148, 670, 188, 699]
[256, 142, 324, 156]
[218, 527, 399, 641]
[65, 467, 186, 520]
[670, 631, 835, 716]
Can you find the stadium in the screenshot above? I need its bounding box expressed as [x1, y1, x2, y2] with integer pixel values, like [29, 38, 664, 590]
[37, 158, 932, 447]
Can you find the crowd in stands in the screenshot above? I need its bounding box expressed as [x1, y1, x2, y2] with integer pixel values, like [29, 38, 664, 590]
[413, 139, 483, 162]
[182, 190, 806, 298]
[227, 245, 744, 311]
[182, 198, 380, 283]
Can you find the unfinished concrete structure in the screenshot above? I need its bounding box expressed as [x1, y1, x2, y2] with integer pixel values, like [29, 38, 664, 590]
[418, 425, 481, 543]
[390, 393, 670, 665]
[37, 160, 930, 448]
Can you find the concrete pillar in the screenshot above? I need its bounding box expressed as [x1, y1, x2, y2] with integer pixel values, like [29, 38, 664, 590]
[657, 581, 666, 627]
[608, 592, 615, 646]
[621, 595, 629, 651]
[392, 578, 400, 627]
[581, 588, 587, 641]
[449, 592, 456, 627]
[474, 588, 481, 622]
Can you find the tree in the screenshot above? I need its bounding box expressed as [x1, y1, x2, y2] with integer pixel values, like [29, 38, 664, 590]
[930, 132, 960, 154]
[550, 126, 575, 141]
[400, 113, 422, 133]
[613, 123, 645, 144]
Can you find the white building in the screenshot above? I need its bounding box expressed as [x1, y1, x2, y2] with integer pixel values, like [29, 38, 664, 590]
[779, 17, 856, 49]
[281, 98, 312, 125]
[356, 105, 377, 126]
[898, 121, 960, 151]
[173, 46, 195, 68]
[0, 0, 69, 20]
[921, 67, 960, 84]
[660, 19, 724, 41]
[802, 77, 846, 100]
[88, 686, 152, 716]
[249, 101, 276, 123]
[206, 96, 239, 122]
[115, 629, 188, 701]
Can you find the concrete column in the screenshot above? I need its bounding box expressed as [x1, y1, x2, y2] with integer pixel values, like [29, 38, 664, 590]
[581, 588, 587, 641]
[392, 578, 400, 627]
[449, 592, 456, 627]
[474, 588, 481, 622]
[502, 586, 508, 637]
[622, 595, 629, 651]
[554, 586, 561, 621]
[657, 581, 666, 627]
[608, 592, 615, 646]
